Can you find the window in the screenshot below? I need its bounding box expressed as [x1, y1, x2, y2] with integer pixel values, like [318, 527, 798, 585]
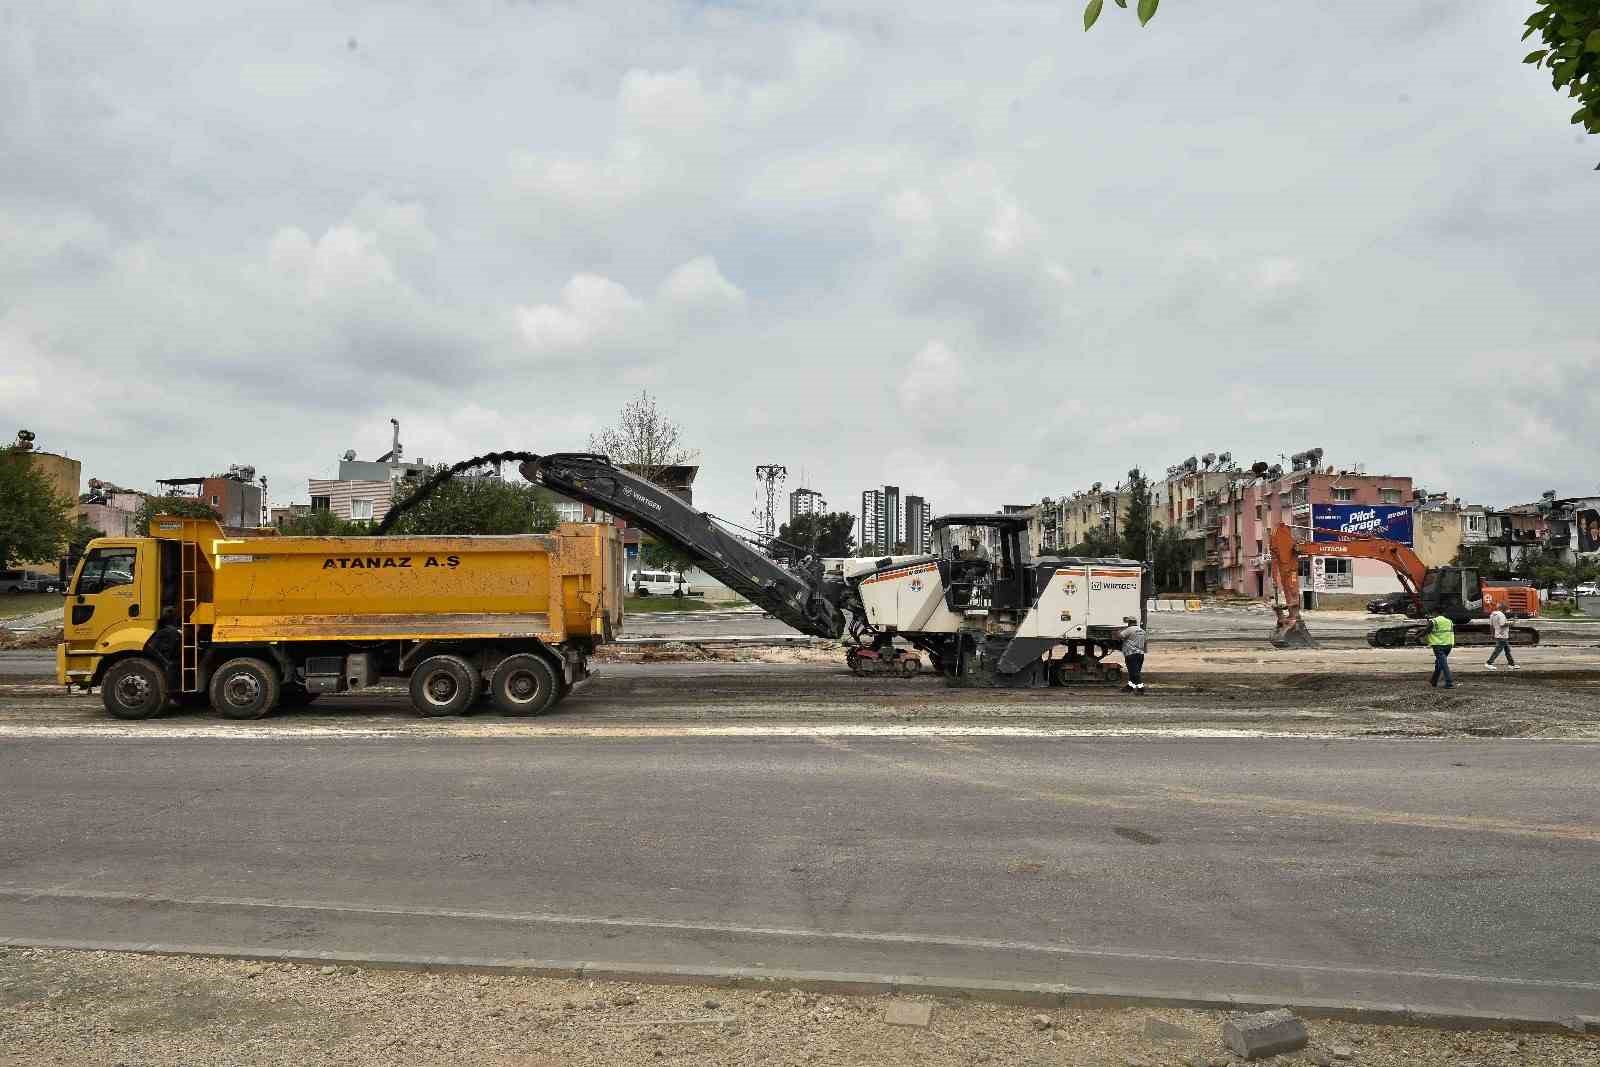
[1323, 558, 1352, 575]
[350, 499, 374, 521]
[1255, 539, 1264, 557]
[76, 547, 137, 595]
[210, 494, 220, 506]
[1278, 492, 1290, 507]
[1331, 488, 1354, 501]
[1255, 503, 1263, 519]
[311, 496, 330, 512]
[1466, 514, 1483, 532]
[1379, 488, 1401, 504]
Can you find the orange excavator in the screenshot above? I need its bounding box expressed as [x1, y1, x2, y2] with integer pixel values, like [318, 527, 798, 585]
[1267, 525, 1541, 649]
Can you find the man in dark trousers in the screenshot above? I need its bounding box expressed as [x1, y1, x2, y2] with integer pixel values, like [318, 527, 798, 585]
[1425, 612, 1455, 689]
[1118, 614, 1147, 694]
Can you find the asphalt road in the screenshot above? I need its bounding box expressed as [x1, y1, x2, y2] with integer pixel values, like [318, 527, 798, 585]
[2, 734, 1596, 1021]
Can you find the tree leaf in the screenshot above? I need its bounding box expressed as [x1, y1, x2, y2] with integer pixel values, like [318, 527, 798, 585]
[1554, 57, 1579, 83]
[1137, 0, 1159, 26]
[1571, 106, 1590, 124]
[1524, 49, 1548, 64]
[1114, 0, 1127, 7]
[1083, 0, 1103, 30]
[1586, 28, 1600, 52]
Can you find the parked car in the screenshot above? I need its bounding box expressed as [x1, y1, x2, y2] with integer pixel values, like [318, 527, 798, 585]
[1548, 585, 1572, 602]
[1365, 591, 1414, 615]
[1, 570, 63, 594]
[1576, 583, 1600, 598]
[18, 576, 66, 594]
[631, 570, 692, 597]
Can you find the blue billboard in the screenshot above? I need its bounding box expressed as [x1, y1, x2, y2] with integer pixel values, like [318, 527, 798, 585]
[1311, 504, 1413, 545]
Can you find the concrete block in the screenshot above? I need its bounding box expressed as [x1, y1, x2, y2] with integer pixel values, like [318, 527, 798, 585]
[883, 1000, 933, 1028]
[1221, 1008, 1309, 1060]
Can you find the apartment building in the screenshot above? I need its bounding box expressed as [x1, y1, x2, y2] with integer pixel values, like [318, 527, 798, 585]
[1217, 461, 1414, 607]
[789, 487, 826, 520]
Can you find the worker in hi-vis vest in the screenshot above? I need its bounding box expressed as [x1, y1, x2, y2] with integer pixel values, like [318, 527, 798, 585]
[1425, 613, 1455, 689]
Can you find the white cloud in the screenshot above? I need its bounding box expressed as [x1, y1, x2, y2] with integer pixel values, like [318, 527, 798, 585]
[515, 273, 641, 353]
[268, 224, 397, 300]
[659, 256, 744, 310]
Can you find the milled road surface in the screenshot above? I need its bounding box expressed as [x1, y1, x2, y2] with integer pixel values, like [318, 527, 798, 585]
[5, 648, 1600, 738]
[2, 734, 1597, 1023]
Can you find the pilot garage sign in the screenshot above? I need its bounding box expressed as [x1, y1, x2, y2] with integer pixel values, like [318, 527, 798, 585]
[1312, 504, 1414, 546]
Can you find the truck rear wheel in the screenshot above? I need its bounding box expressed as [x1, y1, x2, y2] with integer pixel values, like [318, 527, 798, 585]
[410, 655, 478, 717]
[101, 657, 169, 720]
[210, 657, 281, 720]
[489, 653, 559, 716]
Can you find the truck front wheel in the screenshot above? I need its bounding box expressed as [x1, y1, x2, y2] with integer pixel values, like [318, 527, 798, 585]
[489, 654, 559, 716]
[209, 657, 281, 720]
[410, 655, 479, 717]
[101, 657, 169, 720]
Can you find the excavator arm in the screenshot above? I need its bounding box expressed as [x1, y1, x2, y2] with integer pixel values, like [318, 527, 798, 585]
[1267, 525, 1430, 648]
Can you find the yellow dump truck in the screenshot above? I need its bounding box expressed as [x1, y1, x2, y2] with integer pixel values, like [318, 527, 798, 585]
[58, 516, 623, 720]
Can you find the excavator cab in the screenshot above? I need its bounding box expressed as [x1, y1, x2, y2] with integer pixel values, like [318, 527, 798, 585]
[1418, 567, 1483, 622]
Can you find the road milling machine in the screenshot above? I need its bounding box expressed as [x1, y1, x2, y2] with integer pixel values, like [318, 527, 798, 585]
[381, 452, 1149, 689]
[1266, 524, 1540, 649]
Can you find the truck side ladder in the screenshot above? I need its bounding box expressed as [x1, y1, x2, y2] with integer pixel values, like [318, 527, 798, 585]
[179, 537, 199, 693]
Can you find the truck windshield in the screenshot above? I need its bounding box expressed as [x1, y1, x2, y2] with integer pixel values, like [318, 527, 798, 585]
[74, 547, 137, 596]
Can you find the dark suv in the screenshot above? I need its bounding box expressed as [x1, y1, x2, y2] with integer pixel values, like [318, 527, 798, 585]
[1366, 591, 1415, 615]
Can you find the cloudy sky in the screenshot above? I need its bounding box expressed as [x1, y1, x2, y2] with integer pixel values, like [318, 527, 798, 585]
[3, 0, 1596, 528]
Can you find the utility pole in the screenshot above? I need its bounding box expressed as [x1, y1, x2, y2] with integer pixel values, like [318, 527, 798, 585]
[754, 464, 787, 547]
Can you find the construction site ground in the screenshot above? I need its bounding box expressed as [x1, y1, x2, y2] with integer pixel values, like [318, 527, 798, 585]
[3, 947, 1597, 1067]
[1, 639, 1599, 740]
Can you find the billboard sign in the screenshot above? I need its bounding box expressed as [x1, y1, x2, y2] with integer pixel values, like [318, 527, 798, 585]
[1576, 499, 1600, 554]
[1312, 504, 1413, 546]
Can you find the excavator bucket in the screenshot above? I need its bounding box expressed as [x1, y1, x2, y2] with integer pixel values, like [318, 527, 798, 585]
[1270, 607, 1315, 649]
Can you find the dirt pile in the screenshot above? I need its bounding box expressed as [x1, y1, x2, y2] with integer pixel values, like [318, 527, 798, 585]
[2, 948, 1595, 1067]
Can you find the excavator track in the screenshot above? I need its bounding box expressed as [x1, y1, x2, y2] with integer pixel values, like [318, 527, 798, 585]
[1367, 622, 1541, 648]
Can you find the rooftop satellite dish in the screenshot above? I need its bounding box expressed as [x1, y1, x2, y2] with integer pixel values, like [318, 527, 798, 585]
[342, 450, 358, 463]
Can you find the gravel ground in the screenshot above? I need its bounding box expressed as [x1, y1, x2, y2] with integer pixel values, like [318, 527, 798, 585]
[1, 948, 1595, 1067]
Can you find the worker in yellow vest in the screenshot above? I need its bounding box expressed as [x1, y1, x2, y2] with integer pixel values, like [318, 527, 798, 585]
[1425, 613, 1455, 689]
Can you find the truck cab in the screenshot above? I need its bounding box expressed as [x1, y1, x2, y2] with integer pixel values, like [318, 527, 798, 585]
[58, 538, 166, 691]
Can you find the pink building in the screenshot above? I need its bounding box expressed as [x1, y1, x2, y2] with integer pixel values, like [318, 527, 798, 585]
[1216, 467, 1414, 608]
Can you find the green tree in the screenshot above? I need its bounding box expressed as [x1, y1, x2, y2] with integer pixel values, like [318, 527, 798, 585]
[1522, 1, 1600, 154]
[1151, 522, 1195, 592]
[1453, 544, 1511, 580]
[776, 511, 856, 559]
[278, 509, 369, 536]
[131, 495, 222, 536]
[1067, 527, 1122, 558]
[0, 446, 75, 568]
[1082, 0, 1158, 31]
[1119, 468, 1153, 563]
[640, 539, 699, 575]
[1514, 546, 1573, 588]
[384, 469, 558, 535]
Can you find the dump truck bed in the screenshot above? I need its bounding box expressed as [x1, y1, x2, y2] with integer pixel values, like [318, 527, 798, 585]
[169, 522, 624, 646]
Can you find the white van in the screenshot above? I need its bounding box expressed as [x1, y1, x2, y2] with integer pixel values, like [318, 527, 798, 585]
[631, 570, 691, 597]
